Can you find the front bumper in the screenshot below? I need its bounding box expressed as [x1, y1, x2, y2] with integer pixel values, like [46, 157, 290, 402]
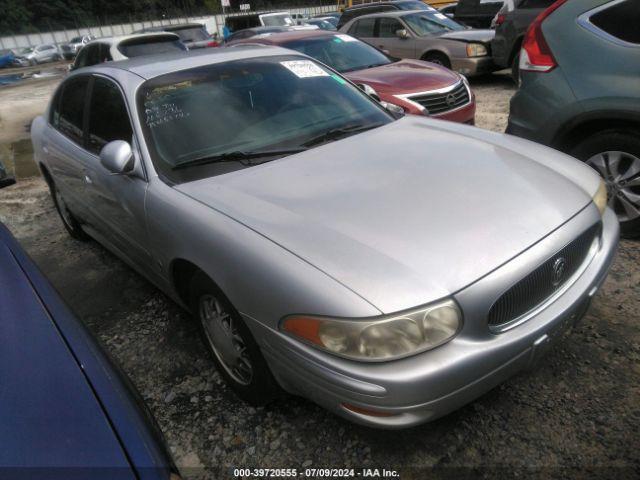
[451, 56, 497, 77]
[253, 206, 618, 428]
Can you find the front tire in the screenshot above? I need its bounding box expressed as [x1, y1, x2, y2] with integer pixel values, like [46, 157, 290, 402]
[190, 273, 280, 405]
[570, 130, 640, 237]
[50, 180, 88, 240]
[422, 52, 451, 70]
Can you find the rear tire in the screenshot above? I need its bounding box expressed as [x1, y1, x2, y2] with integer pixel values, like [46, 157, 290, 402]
[422, 52, 451, 70]
[569, 129, 640, 238]
[511, 52, 520, 84]
[50, 180, 88, 240]
[190, 272, 281, 406]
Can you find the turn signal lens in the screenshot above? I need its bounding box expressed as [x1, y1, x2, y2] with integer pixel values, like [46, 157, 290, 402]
[593, 179, 607, 216]
[281, 300, 462, 361]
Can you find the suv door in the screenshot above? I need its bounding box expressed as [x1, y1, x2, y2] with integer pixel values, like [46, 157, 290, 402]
[45, 76, 93, 220]
[374, 17, 416, 58]
[83, 75, 152, 268]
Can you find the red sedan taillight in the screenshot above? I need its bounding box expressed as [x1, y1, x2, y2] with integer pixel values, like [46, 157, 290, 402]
[206, 40, 220, 47]
[520, 0, 568, 73]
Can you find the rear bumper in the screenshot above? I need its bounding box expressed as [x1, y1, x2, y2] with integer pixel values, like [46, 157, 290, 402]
[253, 207, 618, 428]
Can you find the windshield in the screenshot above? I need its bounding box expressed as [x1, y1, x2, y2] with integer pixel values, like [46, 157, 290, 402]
[173, 26, 210, 42]
[403, 12, 466, 35]
[19, 47, 34, 54]
[283, 35, 391, 73]
[118, 37, 187, 57]
[70, 36, 83, 43]
[138, 55, 392, 183]
[261, 13, 294, 26]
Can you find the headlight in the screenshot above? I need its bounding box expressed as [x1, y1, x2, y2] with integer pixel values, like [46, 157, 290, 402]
[466, 43, 488, 57]
[281, 299, 462, 361]
[593, 179, 608, 216]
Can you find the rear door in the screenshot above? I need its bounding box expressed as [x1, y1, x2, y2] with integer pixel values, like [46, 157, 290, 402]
[346, 17, 377, 46]
[44, 76, 93, 220]
[82, 75, 152, 269]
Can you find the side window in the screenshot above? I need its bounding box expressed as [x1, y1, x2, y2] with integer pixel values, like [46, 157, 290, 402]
[99, 43, 113, 62]
[589, 0, 640, 45]
[377, 18, 404, 37]
[87, 77, 133, 155]
[57, 77, 89, 145]
[74, 47, 89, 69]
[85, 44, 101, 66]
[349, 18, 376, 37]
[519, 0, 554, 8]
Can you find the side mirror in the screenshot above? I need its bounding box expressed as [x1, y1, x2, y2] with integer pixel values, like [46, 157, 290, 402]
[395, 28, 409, 39]
[99, 140, 134, 175]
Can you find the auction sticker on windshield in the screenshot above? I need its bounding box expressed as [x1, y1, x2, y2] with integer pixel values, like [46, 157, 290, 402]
[334, 34, 357, 42]
[280, 60, 329, 78]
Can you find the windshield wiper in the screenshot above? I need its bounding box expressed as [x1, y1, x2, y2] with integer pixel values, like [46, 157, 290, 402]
[172, 148, 306, 170]
[302, 123, 384, 148]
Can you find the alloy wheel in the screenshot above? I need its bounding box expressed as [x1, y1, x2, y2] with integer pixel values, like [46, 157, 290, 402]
[199, 294, 253, 386]
[587, 150, 640, 222]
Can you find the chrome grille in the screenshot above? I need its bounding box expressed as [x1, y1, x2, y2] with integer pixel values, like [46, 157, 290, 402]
[406, 82, 470, 115]
[488, 223, 601, 329]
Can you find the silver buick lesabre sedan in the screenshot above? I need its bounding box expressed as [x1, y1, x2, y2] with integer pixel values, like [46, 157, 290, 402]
[31, 47, 618, 428]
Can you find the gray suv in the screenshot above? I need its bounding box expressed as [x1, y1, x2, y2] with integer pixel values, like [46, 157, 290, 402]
[507, 0, 640, 236]
[491, 0, 556, 80]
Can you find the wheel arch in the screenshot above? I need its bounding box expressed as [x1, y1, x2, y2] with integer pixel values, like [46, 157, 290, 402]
[507, 35, 523, 66]
[552, 112, 640, 153]
[420, 49, 449, 61]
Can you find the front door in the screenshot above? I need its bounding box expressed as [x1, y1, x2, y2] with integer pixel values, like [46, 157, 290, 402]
[374, 17, 416, 58]
[81, 75, 152, 269]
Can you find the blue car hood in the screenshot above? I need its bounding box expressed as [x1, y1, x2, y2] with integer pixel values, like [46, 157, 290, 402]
[0, 240, 134, 478]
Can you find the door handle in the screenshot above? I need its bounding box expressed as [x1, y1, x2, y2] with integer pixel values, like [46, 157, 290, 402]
[84, 174, 93, 185]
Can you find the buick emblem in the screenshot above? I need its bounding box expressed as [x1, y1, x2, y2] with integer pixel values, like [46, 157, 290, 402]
[552, 257, 567, 286]
[445, 93, 457, 107]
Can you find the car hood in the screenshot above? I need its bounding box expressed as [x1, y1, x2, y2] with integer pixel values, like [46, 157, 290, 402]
[0, 237, 134, 473]
[439, 29, 495, 44]
[345, 59, 460, 94]
[176, 117, 597, 313]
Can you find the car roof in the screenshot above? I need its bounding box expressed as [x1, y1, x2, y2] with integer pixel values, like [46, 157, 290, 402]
[84, 45, 297, 80]
[345, 0, 415, 11]
[241, 29, 337, 44]
[87, 32, 180, 46]
[140, 23, 205, 31]
[349, 9, 423, 19]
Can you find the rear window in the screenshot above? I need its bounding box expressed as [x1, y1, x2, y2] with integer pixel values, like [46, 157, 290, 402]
[590, 0, 640, 44]
[118, 36, 187, 57]
[172, 26, 210, 42]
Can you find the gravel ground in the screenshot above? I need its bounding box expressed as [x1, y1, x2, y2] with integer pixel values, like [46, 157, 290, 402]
[0, 72, 638, 479]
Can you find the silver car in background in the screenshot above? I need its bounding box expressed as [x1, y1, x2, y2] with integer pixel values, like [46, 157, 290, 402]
[60, 35, 95, 59]
[13, 44, 62, 66]
[340, 10, 497, 76]
[31, 48, 617, 428]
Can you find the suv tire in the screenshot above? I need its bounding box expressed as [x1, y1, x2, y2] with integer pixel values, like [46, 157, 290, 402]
[570, 129, 640, 238]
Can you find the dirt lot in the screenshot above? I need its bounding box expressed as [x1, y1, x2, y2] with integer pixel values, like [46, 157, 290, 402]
[0, 72, 638, 479]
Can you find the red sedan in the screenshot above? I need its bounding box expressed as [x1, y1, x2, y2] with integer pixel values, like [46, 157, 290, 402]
[226, 30, 475, 124]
